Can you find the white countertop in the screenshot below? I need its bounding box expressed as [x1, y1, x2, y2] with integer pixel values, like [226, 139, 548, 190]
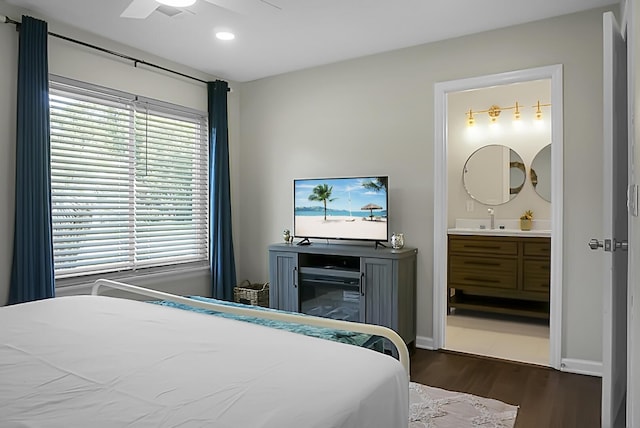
[447, 228, 551, 238]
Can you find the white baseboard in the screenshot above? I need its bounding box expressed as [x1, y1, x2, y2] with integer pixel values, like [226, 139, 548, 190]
[560, 358, 603, 377]
[415, 337, 602, 378]
[415, 336, 436, 350]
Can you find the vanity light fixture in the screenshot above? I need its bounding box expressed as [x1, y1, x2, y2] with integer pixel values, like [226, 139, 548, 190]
[466, 109, 475, 126]
[487, 105, 501, 123]
[465, 100, 550, 125]
[513, 102, 521, 120]
[534, 100, 547, 120]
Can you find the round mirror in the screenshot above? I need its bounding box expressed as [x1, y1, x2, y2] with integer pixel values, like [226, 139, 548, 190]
[530, 144, 551, 202]
[463, 145, 526, 205]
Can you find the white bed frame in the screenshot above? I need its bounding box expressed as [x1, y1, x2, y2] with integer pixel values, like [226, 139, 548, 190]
[91, 279, 410, 376]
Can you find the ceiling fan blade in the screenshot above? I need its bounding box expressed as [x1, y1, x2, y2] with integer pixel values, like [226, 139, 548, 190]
[202, 0, 280, 15]
[121, 0, 160, 19]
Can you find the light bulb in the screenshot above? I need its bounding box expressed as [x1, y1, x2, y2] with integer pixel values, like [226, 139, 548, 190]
[467, 109, 475, 127]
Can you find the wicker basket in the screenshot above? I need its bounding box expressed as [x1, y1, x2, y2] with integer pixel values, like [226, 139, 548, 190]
[234, 280, 269, 307]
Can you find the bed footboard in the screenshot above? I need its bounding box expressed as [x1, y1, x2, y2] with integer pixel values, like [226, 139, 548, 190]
[91, 279, 410, 376]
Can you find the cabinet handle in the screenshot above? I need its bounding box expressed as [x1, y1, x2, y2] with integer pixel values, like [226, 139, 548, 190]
[293, 267, 298, 288]
[360, 272, 365, 296]
[463, 245, 502, 250]
[463, 277, 501, 283]
[462, 260, 501, 267]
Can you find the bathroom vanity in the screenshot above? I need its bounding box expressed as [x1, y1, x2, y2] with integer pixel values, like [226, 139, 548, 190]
[447, 230, 550, 319]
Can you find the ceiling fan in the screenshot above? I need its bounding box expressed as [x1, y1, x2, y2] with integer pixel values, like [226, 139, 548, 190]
[121, 0, 280, 19]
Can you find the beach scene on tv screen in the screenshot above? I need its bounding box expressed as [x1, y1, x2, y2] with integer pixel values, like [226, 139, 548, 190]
[294, 177, 387, 240]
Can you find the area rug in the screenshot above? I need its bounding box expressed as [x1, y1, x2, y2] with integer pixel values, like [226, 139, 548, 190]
[409, 382, 518, 427]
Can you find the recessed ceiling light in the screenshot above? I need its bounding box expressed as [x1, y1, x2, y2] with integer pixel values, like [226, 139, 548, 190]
[157, 0, 196, 7]
[216, 31, 235, 41]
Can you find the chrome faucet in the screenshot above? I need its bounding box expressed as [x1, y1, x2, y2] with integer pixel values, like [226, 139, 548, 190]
[487, 208, 495, 230]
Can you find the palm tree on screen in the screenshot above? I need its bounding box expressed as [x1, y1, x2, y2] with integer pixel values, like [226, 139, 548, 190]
[308, 184, 336, 221]
[362, 177, 388, 193]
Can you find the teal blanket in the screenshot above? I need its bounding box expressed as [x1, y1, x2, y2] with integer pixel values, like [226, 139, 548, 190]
[150, 296, 381, 349]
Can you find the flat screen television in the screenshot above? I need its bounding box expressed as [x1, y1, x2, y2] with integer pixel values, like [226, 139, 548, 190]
[294, 176, 388, 243]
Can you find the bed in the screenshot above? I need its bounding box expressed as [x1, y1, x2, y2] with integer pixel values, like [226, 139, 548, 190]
[0, 279, 409, 427]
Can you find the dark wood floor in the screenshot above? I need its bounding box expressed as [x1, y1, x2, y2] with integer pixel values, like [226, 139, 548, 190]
[410, 349, 602, 428]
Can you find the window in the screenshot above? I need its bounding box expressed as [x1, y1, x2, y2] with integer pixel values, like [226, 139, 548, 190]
[49, 76, 209, 279]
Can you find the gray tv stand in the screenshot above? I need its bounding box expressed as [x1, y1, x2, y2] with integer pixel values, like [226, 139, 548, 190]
[268, 243, 417, 349]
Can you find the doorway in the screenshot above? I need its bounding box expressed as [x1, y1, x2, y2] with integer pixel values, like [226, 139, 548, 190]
[432, 65, 564, 369]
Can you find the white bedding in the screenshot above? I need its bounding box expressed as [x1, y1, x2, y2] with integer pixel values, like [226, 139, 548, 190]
[0, 295, 408, 427]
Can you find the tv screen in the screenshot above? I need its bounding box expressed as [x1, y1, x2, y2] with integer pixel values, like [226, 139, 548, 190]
[294, 176, 388, 242]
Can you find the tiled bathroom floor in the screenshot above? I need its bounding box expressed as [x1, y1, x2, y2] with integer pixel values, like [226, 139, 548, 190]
[445, 311, 550, 366]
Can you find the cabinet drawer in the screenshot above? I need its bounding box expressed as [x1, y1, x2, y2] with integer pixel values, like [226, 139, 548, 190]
[449, 237, 518, 255]
[524, 241, 551, 257]
[523, 260, 551, 292]
[449, 256, 517, 289]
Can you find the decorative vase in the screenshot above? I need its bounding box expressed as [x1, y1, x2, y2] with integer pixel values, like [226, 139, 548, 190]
[520, 219, 532, 231]
[283, 229, 291, 243]
[391, 233, 405, 249]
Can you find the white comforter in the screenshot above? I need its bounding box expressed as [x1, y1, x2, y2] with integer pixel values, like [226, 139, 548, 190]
[0, 295, 408, 427]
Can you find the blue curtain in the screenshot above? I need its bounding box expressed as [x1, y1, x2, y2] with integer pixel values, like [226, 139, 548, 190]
[9, 16, 55, 304]
[208, 80, 236, 300]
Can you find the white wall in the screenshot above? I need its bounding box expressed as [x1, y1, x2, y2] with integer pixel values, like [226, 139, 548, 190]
[238, 6, 614, 364]
[0, 0, 242, 303]
[447, 80, 552, 226]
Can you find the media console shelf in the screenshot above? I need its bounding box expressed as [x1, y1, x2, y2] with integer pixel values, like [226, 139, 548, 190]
[268, 243, 417, 349]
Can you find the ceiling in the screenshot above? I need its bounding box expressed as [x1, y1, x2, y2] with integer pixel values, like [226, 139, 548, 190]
[4, 0, 619, 82]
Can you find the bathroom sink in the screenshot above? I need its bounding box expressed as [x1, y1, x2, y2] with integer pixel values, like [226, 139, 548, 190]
[450, 219, 551, 237]
[447, 227, 551, 237]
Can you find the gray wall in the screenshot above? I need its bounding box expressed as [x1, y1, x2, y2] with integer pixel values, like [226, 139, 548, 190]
[237, 7, 613, 364]
[0, 0, 242, 303]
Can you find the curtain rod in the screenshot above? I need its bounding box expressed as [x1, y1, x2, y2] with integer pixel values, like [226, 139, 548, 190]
[1, 14, 217, 86]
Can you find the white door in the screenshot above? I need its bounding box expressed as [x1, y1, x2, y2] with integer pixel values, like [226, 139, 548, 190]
[597, 11, 629, 428]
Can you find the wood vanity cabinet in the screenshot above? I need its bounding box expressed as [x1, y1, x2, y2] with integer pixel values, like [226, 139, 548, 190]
[447, 234, 550, 319]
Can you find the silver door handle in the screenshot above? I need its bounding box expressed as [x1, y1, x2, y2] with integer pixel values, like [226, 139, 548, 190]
[588, 238, 628, 252]
[588, 239, 603, 250]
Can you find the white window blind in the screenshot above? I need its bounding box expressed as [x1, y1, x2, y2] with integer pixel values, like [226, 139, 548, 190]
[49, 77, 209, 278]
